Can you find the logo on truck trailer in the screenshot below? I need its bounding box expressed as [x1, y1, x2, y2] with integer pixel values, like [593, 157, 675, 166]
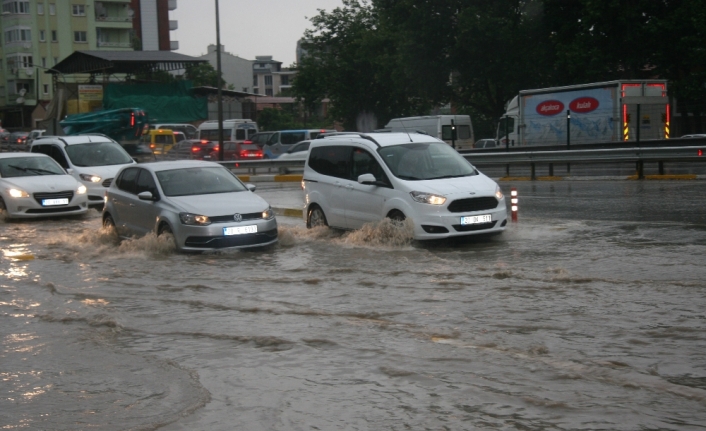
[536, 100, 565, 116]
[569, 97, 599, 113]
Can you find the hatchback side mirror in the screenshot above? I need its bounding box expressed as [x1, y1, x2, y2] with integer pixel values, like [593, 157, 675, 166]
[137, 191, 158, 201]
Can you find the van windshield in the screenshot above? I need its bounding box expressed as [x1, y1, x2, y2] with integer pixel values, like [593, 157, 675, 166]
[379, 142, 477, 180]
[65, 142, 134, 167]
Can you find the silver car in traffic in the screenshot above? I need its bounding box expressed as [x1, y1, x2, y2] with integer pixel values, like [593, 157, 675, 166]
[102, 160, 278, 252]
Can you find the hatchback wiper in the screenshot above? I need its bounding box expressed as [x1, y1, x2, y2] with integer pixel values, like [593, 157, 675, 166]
[8, 165, 59, 175]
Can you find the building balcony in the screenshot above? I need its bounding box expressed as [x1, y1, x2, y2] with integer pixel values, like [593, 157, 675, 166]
[170, 40, 179, 51]
[97, 41, 132, 48]
[168, 0, 177, 11]
[169, 20, 178, 30]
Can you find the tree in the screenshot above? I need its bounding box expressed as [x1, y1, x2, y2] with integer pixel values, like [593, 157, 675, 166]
[184, 63, 225, 88]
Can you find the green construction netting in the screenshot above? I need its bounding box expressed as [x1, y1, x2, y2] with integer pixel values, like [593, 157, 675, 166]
[103, 81, 207, 124]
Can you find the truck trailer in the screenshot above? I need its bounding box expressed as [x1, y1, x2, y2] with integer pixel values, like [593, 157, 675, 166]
[384, 115, 475, 150]
[497, 80, 669, 147]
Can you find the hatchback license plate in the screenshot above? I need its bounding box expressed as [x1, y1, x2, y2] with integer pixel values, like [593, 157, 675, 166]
[42, 198, 69, 206]
[461, 214, 491, 225]
[223, 225, 257, 235]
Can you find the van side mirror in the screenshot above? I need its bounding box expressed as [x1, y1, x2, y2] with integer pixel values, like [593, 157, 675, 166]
[358, 173, 378, 185]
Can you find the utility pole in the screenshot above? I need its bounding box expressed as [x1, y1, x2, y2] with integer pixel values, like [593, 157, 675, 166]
[215, 0, 224, 161]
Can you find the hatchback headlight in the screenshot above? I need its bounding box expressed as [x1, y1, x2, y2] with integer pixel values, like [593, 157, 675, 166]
[262, 207, 275, 220]
[77, 184, 87, 195]
[8, 188, 29, 198]
[410, 191, 446, 205]
[79, 173, 102, 183]
[495, 185, 504, 200]
[179, 212, 211, 225]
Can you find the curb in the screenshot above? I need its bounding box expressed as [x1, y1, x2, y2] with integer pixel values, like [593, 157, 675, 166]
[273, 207, 303, 218]
[498, 174, 704, 181]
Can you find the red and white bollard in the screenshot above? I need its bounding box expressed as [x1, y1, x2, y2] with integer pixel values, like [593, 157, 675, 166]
[510, 187, 518, 222]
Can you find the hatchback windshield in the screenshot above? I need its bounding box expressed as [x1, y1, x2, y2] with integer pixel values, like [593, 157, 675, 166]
[65, 142, 133, 167]
[156, 166, 248, 196]
[379, 142, 477, 180]
[0, 156, 66, 177]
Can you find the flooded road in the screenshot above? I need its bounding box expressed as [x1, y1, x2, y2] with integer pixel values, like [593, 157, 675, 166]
[2, 180, 705, 430]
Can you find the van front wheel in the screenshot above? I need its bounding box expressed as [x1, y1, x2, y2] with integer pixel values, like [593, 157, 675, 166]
[307, 206, 328, 228]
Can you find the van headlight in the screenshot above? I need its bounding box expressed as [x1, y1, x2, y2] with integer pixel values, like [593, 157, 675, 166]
[262, 207, 275, 220]
[495, 185, 504, 200]
[79, 173, 102, 183]
[410, 191, 446, 205]
[179, 213, 211, 225]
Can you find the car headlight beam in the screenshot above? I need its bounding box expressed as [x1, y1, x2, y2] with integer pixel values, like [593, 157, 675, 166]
[8, 188, 30, 198]
[495, 185, 504, 200]
[179, 212, 211, 225]
[410, 191, 446, 205]
[262, 207, 275, 220]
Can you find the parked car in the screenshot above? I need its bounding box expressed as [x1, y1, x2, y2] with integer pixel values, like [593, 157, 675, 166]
[121, 142, 156, 163]
[214, 141, 263, 160]
[263, 129, 336, 159]
[680, 134, 706, 138]
[30, 135, 136, 209]
[276, 140, 311, 173]
[473, 139, 498, 149]
[27, 129, 47, 145]
[141, 129, 177, 155]
[302, 132, 507, 240]
[168, 139, 218, 160]
[0, 153, 89, 219]
[249, 131, 275, 148]
[102, 160, 278, 252]
[8, 131, 30, 151]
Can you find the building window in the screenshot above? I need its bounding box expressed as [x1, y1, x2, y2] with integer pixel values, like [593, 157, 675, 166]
[39, 30, 46, 41]
[4, 27, 32, 44]
[42, 57, 46, 67]
[2, 1, 30, 14]
[72, 4, 85, 16]
[49, 3, 55, 15]
[265, 88, 273, 96]
[253, 75, 257, 86]
[43, 84, 49, 94]
[74, 31, 87, 43]
[37, 3, 44, 14]
[281, 75, 289, 86]
[51, 30, 57, 42]
[264, 75, 273, 86]
[53, 57, 58, 65]
[7, 54, 34, 70]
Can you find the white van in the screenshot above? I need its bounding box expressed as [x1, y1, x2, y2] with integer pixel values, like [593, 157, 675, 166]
[384, 115, 474, 150]
[302, 132, 507, 240]
[30, 135, 136, 209]
[198, 119, 258, 143]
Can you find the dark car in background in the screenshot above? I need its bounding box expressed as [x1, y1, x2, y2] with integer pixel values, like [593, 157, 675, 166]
[168, 139, 218, 160]
[213, 141, 263, 160]
[121, 142, 156, 163]
[8, 131, 30, 151]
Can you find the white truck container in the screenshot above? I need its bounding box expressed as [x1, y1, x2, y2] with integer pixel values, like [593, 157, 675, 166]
[384, 115, 474, 150]
[497, 80, 670, 147]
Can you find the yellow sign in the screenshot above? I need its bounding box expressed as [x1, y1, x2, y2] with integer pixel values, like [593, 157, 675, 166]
[78, 85, 103, 102]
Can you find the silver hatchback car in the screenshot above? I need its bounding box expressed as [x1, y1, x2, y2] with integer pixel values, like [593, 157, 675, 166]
[103, 160, 278, 252]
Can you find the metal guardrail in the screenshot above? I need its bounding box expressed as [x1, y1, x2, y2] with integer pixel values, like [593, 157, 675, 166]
[216, 145, 705, 177]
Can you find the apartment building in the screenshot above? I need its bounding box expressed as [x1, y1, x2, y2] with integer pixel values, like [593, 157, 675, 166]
[252, 55, 295, 97]
[0, 0, 178, 128]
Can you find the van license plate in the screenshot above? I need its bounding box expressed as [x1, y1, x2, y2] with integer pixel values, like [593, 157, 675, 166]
[42, 198, 69, 206]
[461, 214, 491, 225]
[223, 225, 257, 235]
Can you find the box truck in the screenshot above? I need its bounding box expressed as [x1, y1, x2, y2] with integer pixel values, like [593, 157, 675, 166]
[497, 80, 670, 147]
[384, 115, 474, 150]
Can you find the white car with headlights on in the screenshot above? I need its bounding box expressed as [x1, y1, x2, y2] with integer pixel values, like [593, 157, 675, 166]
[302, 132, 507, 240]
[30, 135, 136, 209]
[102, 160, 278, 252]
[0, 153, 88, 219]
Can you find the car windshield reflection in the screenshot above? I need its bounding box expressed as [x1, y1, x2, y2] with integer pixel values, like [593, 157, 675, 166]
[0, 156, 66, 177]
[379, 142, 477, 181]
[65, 142, 134, 167]
[156, 166, 248, 196]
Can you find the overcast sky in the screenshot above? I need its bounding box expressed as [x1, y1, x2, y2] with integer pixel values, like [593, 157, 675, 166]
[171, 0, 344, 66]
